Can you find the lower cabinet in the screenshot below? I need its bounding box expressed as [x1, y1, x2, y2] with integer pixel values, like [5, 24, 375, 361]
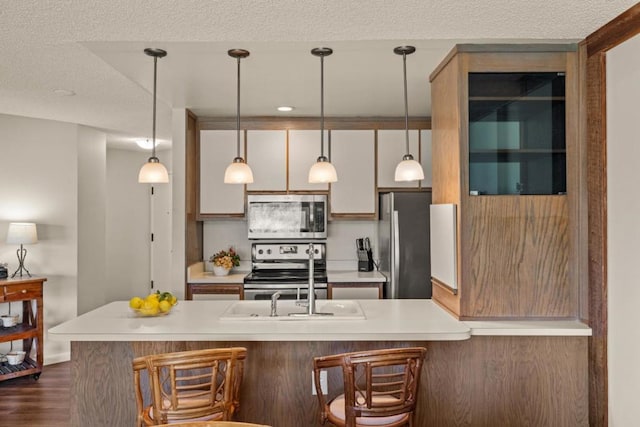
[327, 282, 384, 299]
[186, 283, 244, 300]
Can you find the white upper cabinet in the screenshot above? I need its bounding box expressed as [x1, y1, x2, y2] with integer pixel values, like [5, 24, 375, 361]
[246, 130, 287, 192]
[289, 130, 329, 191]
[420, 129, 433, 188]
[199, 130, 245, 215]
[330, 130, 376, 216]
[377, 129, 420, 188]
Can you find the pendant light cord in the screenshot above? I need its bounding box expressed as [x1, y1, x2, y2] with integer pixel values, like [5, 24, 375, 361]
[402, 51, 410, 156]
[320, 54, 325, 159]
[236, 56, 241, 158]
[152, 55, 158, 160]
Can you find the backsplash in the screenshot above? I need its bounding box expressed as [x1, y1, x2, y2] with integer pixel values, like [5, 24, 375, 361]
[202, 219, 378, 271]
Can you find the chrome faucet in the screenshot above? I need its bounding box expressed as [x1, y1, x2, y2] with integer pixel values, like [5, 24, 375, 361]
[290, 243, 332, 317]
[307, 243, 316, 315]
[270, 291, 281, 317]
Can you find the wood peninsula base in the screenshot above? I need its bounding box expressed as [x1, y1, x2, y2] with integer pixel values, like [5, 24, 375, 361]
[70, 336, 588, 427]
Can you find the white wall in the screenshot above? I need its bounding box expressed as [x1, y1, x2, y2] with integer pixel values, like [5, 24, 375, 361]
[105, 149, 152, 300]
[607, 33, 640, 426]
[105, 147, 173, 301]
[77, 127, 107, 314]
[170, 109, 187, 299]
[0, 114, 79, 364]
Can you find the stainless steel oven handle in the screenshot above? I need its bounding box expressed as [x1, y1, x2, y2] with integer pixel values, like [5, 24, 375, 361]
[244, 288, 301, 296]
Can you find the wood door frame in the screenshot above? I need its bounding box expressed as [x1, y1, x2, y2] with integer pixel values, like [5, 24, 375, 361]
[584, 4, 640, 426]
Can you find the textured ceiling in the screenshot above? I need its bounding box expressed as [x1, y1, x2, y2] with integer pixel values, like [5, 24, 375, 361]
[0, 0, 636, 151]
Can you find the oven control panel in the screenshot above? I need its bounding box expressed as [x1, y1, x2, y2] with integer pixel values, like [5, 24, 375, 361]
[252, 242, 325, 261]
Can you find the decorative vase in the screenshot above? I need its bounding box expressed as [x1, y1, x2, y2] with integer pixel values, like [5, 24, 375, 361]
[213, 265, 231, 276]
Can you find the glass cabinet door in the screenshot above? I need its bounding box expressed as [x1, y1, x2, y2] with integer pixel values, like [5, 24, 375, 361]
[468, 72, 566, 195]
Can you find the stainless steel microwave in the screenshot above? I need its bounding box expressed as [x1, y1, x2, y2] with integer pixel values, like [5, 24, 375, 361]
[247, 194, 327, 239]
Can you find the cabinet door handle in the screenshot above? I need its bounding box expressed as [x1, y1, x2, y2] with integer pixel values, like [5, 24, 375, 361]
[22, 289, 27, 293]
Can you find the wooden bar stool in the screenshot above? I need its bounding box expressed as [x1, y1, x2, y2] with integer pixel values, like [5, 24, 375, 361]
[313, 347, 427, 427]
[155, 422, 271, 427]
[133, 347, 247, 426]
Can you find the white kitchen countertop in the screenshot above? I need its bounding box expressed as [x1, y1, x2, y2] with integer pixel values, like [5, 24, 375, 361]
[464, 320, 592, 336]
[327, 270, 386, 283]
[188, 271, 248, 284]
[187, 262, 248, 284]
[48, 300, 591, 342]
[49, 300, 468, 342]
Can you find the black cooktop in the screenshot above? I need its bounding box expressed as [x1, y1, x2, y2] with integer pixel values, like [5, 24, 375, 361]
[244, 270, 327, 284]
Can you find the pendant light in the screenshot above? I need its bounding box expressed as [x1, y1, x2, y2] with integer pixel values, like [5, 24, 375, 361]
[308, 47, 338, 184]
[224, 49, 254, 184]
[138, 48, 170, 183]
[393, 46, 424, 182]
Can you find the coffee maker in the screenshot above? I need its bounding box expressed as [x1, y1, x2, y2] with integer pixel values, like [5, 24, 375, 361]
[356, 238, 374, 272]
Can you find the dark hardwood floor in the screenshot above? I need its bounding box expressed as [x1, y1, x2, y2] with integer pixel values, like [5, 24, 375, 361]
[0, 361, 70, 427]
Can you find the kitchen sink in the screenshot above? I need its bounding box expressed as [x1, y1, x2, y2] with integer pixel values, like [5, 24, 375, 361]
[219, 300, 366, 321]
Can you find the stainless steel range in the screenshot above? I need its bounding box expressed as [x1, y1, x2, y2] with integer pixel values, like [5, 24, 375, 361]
[243, 242, 327, 300]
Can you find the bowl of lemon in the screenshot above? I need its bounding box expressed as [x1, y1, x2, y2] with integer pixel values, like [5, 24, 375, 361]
[129, 291, 178, 317]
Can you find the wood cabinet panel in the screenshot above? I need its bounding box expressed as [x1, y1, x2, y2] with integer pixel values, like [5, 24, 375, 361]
[430, 45, 579, 319]
[462, 195, 570, 318]
[71, 336, 588, 427]
[199, 130, 245, 216]
[377, 130, 420, 188]
[246, 130, 287, 192]
[329, 130, 376, 216]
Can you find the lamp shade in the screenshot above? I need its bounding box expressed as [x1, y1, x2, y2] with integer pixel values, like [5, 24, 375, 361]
[309, 158, 338, 183]
[6, 222, 38, 244]
[138, 160, 169, 183]
[224, 160, 254, 184]
[394, 158, 425, 182]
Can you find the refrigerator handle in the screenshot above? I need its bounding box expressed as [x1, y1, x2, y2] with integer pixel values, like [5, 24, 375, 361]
[391, 210, 400, 299]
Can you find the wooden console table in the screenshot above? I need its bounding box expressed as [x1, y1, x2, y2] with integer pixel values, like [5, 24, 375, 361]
[0, 276, 46, 381]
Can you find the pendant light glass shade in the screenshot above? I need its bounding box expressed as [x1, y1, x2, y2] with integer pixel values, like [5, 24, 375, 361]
[309, 157, 338, 183]
[138, 48, 169, 184]
[224, 49, 253, 184]
[308, 47, 338, 184]
[393, 46, 424, 182]
[224, 158, 254, 183]
[139, 158, 170, 183]
[395, 155, 425, 181]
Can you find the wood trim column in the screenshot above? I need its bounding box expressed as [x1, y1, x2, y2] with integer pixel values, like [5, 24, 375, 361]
[584, 3, 640, 426]
[585, 49, 608, 427]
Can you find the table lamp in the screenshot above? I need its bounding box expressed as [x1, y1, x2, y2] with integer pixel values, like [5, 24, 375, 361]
[6, 222, 38, 278]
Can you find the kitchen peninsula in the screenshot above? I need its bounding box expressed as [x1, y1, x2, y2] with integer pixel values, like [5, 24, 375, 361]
[49, 299, 590, 427]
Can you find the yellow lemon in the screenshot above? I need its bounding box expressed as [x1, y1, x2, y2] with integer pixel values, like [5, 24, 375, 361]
[170, 295, 178, 306]
[139, 299, 160, 316]
[146, 293, 160, 302]
[159, 300, 172, 313]
[129, 296, 144, 309]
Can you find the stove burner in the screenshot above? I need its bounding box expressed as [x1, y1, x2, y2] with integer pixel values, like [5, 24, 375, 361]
[244, 270, 327, 284]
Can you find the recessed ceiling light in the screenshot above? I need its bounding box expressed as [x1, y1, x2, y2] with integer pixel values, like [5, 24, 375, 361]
[277, 106, 294, 112]
[53, 88, 76, 97]
[136, 139, 154, 150]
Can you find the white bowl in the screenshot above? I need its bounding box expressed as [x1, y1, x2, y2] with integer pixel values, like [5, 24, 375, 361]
[6, 351, 26, 365]
[1, 314, 19, 327]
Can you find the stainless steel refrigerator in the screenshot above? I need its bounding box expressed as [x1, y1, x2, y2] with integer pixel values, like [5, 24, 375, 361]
[378, 192, 432, 299]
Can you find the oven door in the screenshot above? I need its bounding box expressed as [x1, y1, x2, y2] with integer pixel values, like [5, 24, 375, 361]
[243, 284, 327, 301]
